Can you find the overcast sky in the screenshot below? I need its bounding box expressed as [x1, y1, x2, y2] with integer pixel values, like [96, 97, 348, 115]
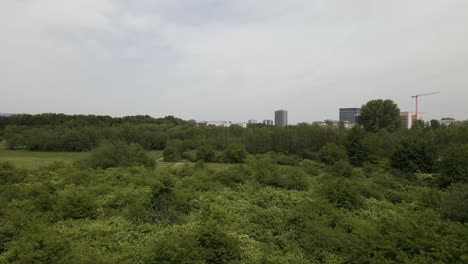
[1, 0, 467, 123]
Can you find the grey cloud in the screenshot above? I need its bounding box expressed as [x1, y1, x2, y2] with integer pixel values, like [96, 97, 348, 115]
[1, 0, 467, 122]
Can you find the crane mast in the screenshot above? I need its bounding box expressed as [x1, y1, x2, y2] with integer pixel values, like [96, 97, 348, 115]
[411, 92, 440, 120]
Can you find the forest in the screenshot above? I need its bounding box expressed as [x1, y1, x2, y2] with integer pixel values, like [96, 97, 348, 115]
[0, 101, 467, 263]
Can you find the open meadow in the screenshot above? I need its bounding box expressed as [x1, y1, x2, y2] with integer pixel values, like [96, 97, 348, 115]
[0, 142, 230, 171]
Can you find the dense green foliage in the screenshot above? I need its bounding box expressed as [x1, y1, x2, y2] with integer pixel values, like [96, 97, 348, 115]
[390, 138, 436, 173]
[358, 99, 402, 132]
[223, 143, 248, 163]
[0, 109, 467, 263]
[81, 141, 154, 169]
[345, 125, 370, 166]
[437, 144, 468, 187]
[318, 143, 349, 165]
[0, 157, 466, 263]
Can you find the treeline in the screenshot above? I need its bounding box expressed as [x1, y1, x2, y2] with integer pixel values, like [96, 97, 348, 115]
[2, 113, 468, 161]
[0, 113, 186, 129]
[0, 114, 187, 151]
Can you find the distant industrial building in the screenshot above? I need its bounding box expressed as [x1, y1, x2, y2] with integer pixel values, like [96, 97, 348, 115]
[206, 121, 232, 127]
[441, 117, 457, 126]
[400, 112, 421, 129]
[198, 121, 248, 128]
[275, 110, 288, 126]
[314, 120, 354, 128]
[263, 120, 274, 125]
[235, 122, 248, 128]
[339, 108, 361, 124]
[248, 119, 257, 124]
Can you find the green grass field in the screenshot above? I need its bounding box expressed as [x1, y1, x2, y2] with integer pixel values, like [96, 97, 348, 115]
[0, 142, 164, 169]
[0, 149, 232, 170]
[0, 141, 235, 170]
[0, 149, 89, 169]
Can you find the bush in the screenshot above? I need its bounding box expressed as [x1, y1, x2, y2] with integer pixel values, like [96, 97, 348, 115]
[280, 167, 309, 190]
[390, 138, 436, 174]
[223, 143, 248, 163]
[300, 160, 322, 176]
[55, 187, 98, 220]
[250, 157, 309, 190]
[82, 141, 154, 169]
[440, 184, 468, 223]
[268, 152, 301, 166]
[214, 165, 251, 187]
[163, 146, 179, 162]
[437, 144, 468, 187]
[146, 221, 242, 263]
[318, 143, 349, 165]
[320, 178, 363, 209]
[147, 176, 176, 221]
[196, 146, 215, 162]
[328, 160, 353, 178]
[5, 222, 72, 264]
[182, 150, 198, 162]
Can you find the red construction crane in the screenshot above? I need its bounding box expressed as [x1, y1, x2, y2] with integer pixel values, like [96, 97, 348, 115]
[411, 92, 440, 119]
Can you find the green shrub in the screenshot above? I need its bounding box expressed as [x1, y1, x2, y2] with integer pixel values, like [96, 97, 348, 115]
[146, 221, 241, 263]
[163, 146, 179, 162]
[223, 143, 248, 163]
[196, 146, 215, 162]
[320, 178, 363, 209]
[55, 187, 98, 220]
[300, 160, 322, 176]
[318, 143, 349, 165]
[440, 184, 468, 223]
[280, 167, 309, 190]
[214, 165, 250, 187]
[437, 144, 468, 187]
[182, 150, 198, 162]
[268, 152, 301, 166]
[4, 222, 72, 264]
[147, 176, 176, 221]
[82, 141, 154, 169]
[390, 138, 436, 174]
[328, 160, 353, 178]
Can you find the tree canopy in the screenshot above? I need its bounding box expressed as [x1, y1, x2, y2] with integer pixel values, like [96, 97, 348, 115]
[358, 99, 402, 132]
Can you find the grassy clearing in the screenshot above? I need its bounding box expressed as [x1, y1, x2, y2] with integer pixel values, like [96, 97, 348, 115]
[0, 149, 89, 169]
[146, 150, 163, 161]
[0, 142, 231, 170]
[0, 147, 165, 169]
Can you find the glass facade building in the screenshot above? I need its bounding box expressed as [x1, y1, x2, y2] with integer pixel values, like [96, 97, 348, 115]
[339, 108, 361, 124]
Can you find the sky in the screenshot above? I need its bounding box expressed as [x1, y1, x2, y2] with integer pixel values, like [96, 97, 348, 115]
[1, 0, 467, 123]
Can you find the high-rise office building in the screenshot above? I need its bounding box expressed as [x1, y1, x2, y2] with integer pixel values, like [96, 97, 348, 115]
[339, 108, 361, 124]
[275, 110, 288, 126]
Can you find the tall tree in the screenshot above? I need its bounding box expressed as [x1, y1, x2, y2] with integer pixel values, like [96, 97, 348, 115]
[346, 125, 370, 166]
[358, 99, 401, 132]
